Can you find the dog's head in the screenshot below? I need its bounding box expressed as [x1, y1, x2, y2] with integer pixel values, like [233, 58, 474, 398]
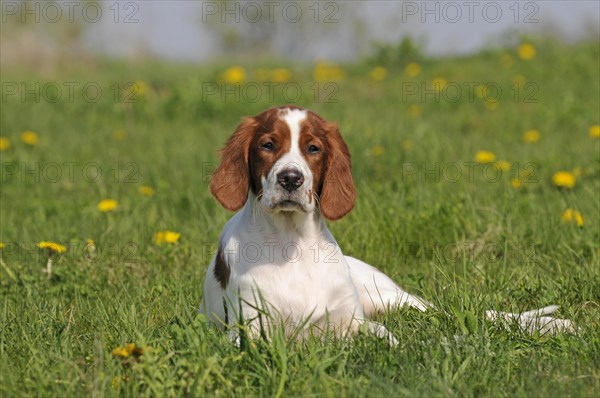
[210, 106, 355, 220]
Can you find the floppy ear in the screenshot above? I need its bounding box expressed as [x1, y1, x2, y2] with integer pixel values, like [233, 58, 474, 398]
[210, 117, 256, 211]
[319, 122, 356, 220]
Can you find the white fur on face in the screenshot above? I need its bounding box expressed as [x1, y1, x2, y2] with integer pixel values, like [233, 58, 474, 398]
[259, 108, 316, 214]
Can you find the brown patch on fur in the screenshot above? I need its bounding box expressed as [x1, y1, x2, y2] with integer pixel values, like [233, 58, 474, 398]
[248, 109, 292, 196]
[213, 245, 230, 289]
[304, 112, 356, 220]
[210, 117, 257, 210]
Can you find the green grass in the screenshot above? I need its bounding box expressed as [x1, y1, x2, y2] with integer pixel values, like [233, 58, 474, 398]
[1, 38, 599, 397]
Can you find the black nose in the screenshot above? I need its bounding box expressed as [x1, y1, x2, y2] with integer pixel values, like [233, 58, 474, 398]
[277, 169, 304, 192]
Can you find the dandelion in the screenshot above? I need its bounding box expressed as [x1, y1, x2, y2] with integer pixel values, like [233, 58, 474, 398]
[313, 62, 345, 82]
[517, 43, 536, 60]
[0, 137, 10, 151]
[407, 104, 422, 118]
[552, 171, 576, 189]
[511, 178, 522, 189]
[113, 129, 127, 141]
[560, 209, 584, 227]
[138, 185, 156, 197]
[495, 160, 511, 171]
[271, 68, 292, 83]
[523, 129, 540, 143]
[97, 199, 119, 212]
[475, 150, 496, 164]
[21, 130, 38, 145]
[134, 80, 150, 98]
[404, 62, 421, 78]
[155, 230, 181, 245]
[38, 241, 67, 253]
[221, 66, 246, 84]
[589, 125, 600, 138]
[38, 241, 67, 278]
[431, 77, 447, 92]
[371, 145, 384, 156]
[369, 66, 387, 82]
[112, 343, 144, 362]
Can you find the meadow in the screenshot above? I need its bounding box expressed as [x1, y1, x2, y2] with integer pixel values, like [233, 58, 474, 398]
[0, 38, 599, 397]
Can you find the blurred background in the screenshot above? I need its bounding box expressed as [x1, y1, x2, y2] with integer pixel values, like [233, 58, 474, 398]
[2, 0, 599, 68]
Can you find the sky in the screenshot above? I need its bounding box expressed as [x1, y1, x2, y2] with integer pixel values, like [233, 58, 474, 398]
[25, 1, 600, 62]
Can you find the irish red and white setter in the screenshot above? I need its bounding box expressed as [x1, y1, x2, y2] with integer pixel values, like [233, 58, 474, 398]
[200, 105, 573, 344]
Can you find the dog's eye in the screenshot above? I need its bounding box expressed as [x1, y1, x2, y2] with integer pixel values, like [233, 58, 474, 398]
[262, 142, 274, 151]
[307, 145, 320, 154]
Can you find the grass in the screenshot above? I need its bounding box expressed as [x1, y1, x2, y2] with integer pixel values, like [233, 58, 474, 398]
[1, 38, 599, 397]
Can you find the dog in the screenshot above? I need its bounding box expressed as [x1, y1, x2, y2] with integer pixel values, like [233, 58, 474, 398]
[200, 105, 574, 344]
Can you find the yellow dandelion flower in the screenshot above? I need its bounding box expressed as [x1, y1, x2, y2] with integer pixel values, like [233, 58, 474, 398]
[561, 209, 584, 227]
[113, 129, 127, 141]
[500, 54, 514, 68]
[511, 178, 522, 189]
[21, 130, 38, 145]
[371, 145, 385, 156]
[222, 66, 246, 84]
[97, 199, 119, 212]
[0, 137, 11, 151]
[589, 125, 600, 138]
[0, 242, 5, 249]
[271, 68, 292, 83]
[111, 343, 144, 359]
[369, 66, 387, 82]
[313, 62, 345, 82]
[431, 77, 447, 91]
[404, 62, 421, 78]
[475, 150, 496, 164]
[523, 129, 540, 143]
[518, 43, 536, 60]
[155, 230, 181, 245]
[111, 346, 130, 358]
[552, 171, 576, 189]
[38, 241, 67, 254]
[407, 104, 422, 118]
[138, 185, 156, 197]
[134, 80, 150, 98]
[495, 160, 511, 171]
[401, 139, 414, 150]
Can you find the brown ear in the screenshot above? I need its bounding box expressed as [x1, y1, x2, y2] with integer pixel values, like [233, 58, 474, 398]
[319, 123, 356, 220]
[210, 117, 256, 211]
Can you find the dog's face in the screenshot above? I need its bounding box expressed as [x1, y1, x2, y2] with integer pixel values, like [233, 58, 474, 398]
[210, 106, 355, 220]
